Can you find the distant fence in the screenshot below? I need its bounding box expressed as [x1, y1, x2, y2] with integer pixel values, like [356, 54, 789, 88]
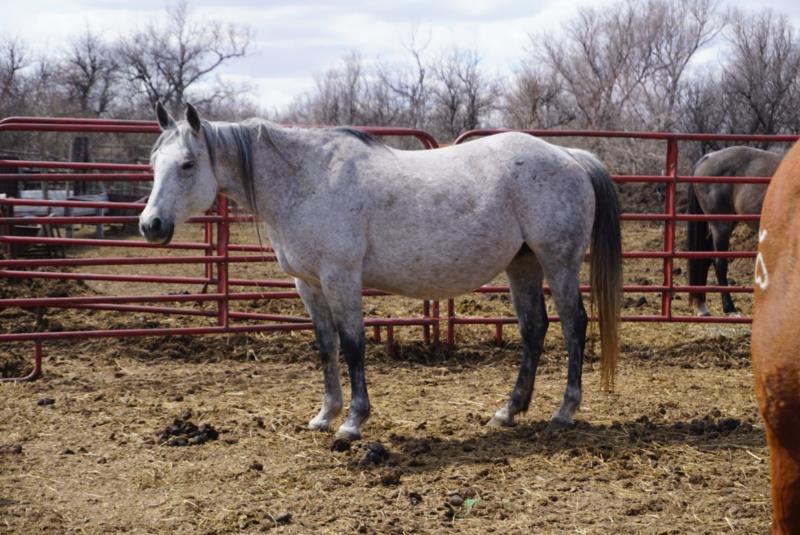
[1, 116, 796, 380]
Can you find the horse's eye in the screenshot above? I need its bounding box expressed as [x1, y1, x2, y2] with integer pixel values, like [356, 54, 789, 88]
[181, 161, 195, 171]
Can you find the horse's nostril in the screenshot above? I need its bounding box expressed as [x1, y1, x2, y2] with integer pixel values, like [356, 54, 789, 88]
[151, 217, 162, 233]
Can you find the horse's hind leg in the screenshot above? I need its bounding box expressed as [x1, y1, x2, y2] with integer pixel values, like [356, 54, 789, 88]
[296, 279, 343, 431]
[489, 250, 548, 427]
[710, 223, 737, 314]
[539, 257, 588, 431]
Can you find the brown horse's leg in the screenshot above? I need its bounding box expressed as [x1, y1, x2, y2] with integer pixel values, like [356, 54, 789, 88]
[757, 371, 800, 534]
[765, 429, 800, 534]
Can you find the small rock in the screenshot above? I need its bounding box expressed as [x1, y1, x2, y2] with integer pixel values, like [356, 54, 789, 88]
[448, 494, 464, 507]
[62, 448, 74, 455]
[249, 462, 264, 471]
[179, 409, 192, 421]
[97, 457, 108, 464]
[37, 397, 55, 406]
[172, 394, 184, 402]
[408, 491, 423, 505]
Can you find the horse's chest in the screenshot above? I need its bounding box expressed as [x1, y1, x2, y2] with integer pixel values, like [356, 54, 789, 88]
[270, 236, 325, 283]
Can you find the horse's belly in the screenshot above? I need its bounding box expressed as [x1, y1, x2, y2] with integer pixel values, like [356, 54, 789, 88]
[362, 239, 522, 299]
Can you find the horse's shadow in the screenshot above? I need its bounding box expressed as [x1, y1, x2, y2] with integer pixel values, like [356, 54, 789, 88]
[351, 417, 766, 474]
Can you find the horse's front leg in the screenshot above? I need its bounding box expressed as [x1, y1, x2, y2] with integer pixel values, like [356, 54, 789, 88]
[320, 269, 370, 444]
[296, 279, 343, 431]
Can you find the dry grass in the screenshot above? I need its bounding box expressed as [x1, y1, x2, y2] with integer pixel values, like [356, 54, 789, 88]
[0, 217, 769, 534]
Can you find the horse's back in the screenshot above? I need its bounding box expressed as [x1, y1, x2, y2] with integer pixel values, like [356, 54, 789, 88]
[752, 140, 800, 533]
[357, 133, 596, 298]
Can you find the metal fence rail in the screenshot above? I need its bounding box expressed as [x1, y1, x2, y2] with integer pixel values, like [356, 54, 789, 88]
[1, 117, 796, 380]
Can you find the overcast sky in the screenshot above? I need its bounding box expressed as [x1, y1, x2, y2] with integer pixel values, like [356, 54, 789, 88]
[3, 0, 800, 112]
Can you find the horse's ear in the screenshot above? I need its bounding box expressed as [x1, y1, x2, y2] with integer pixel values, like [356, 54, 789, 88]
[186, 103, 202, 134]
[155, 101, 175, 131]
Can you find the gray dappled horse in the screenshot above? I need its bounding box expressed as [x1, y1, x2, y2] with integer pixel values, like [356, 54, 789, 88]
[687, 146, 782, 316]
[139, 103, 622, 445]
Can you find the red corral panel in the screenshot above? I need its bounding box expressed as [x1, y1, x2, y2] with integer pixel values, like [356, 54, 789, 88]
[0, 117, 797, 380]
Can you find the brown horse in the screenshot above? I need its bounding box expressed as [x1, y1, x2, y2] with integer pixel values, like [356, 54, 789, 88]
[687, 146, 782, 316]
[752, 140, 800, 534]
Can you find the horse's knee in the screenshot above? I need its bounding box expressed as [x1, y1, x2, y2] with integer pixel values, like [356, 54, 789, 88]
[758, 370, 800, 447]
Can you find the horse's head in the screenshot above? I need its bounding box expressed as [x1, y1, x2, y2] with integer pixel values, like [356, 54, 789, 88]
[139, 102, 218, 244]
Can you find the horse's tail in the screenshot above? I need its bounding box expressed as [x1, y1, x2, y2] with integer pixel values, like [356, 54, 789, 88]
[687, 164, 713, 303]
[569, 149, 623, 390]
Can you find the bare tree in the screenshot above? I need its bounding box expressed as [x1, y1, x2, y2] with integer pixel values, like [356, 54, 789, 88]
[377, 30, 431, 129]
[721, 9, 800, 136]
[60, 29, 117, 116]
[534, 0, 723, 131]
[503, 63, 575, 129]
[635, 0, 725, 130]
[116, 0, 251, 112]
[429, 48, 496, 140]
[0, 38, 28, 109]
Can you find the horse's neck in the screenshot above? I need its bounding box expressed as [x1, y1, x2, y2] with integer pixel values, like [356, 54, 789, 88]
[229, 123, 325, 227]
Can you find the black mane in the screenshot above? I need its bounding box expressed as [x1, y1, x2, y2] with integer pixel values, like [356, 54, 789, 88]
[334, 127, 382, 147]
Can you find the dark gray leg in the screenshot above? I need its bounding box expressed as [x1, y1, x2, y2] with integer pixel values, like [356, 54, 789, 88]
[490, 253, 548, 427]
[544, 268, 588, 431]
[710, 224, 737, 314]
[320, 271, 370, 442]
[296, 279, 343, 431]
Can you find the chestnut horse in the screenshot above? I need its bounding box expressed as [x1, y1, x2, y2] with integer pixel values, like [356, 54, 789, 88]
[751, 139, 800, 534]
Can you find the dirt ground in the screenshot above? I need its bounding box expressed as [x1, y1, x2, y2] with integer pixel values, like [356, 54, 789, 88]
[0, 217, 769, 534]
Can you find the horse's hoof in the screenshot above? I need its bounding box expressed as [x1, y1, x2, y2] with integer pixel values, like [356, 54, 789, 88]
[725, 311, 741, 318]
[487, 415, 516, 428]
[333, 425, 361, 444]
[545, 417, 575, 434]
[694, 304, 712, 317]
[308, 417, 333, 432]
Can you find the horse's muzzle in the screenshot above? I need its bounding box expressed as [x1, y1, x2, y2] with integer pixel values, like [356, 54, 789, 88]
[139, 216, 175, 245]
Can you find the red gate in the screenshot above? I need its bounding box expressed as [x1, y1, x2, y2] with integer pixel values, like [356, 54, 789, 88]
[1, 117, 796, 380]
[446, 129, 799, 345]
[0, 117, 439, 381]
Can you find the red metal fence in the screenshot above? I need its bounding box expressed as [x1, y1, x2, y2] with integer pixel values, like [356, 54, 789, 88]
[1, 117, 796, 381]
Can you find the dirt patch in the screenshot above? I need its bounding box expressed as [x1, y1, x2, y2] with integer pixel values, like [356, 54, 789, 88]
[0, 212, 770, 534]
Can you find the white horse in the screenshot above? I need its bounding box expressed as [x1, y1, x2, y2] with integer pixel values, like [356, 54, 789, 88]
[140, 103, 622, 445]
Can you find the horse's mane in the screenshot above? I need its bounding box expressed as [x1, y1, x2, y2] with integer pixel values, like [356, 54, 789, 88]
[153, 119, 384, 221]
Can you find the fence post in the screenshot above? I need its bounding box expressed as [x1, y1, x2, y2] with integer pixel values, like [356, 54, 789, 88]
[662, 137, 678, 319]
[217, 195, 230, 328]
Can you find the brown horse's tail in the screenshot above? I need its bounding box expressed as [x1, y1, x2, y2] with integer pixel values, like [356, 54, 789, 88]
[686, 182, 713, 303]
[571, 149, 623, 390]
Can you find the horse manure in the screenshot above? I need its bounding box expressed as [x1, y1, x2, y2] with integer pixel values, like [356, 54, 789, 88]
[249, 461, 264, 471]
[331, 439, 352, 452]
[274, 512, 292, 525]
[0, 444, 22, 455]
[157, 416, 219, 447]
[362, 442, 389, 465]
[380, 469, 401, 486]
[37, 397, 55, 406]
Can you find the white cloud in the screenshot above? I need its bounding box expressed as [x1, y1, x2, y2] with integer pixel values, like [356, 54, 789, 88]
[2, 0, 800, 113]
